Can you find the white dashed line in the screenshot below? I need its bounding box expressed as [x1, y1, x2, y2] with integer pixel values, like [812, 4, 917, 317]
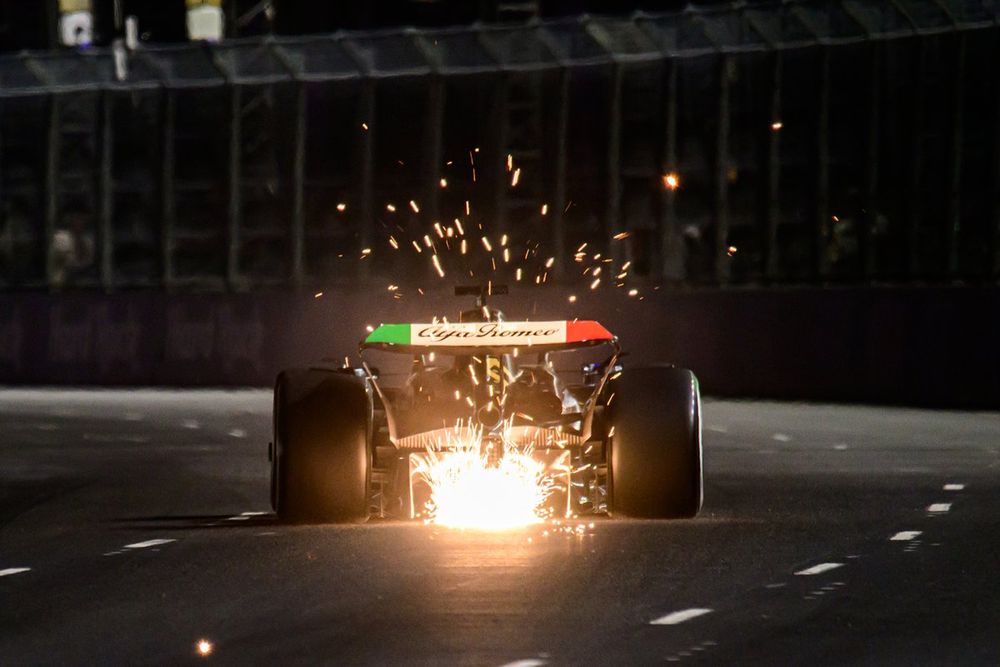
[0, 568, 31, 577]
[227, 511, 268, 521]
[832, 443, 849, 451]
[927, 503, 951, 514]
[795, 562, 843, 576]
[124, 538, 177, 549]
[228, 428, 247, 438]
[181, 419, 201, 430]
[650, 608, 713, 626]
[772, 433, 791, 442]
[497, 660, 547, 667]
[943, 484, 965, 491]
[890, 531, 922, 541]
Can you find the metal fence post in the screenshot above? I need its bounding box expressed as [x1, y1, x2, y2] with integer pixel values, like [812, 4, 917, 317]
[815, 46, 831, 280]
[99, 91, 114, 291]
[908, 38, 926, 278]
[659, 57, 679, 280]
[552, 66, 570, 280]
[606, 63, 623, 257]
[227, 84, 242, 288]
[161, 89, 176, 287]
[290, 83, 306, 286]
[862, 41, 881, 280]
[44, 95, 59, 288]
[993, 44, 1000, 279]
[946, 32, 966, 276]
[491, 72, 510, 236]
[765, 50, 782, 282]
[714, 56, 731, 285]
[424, 75, 446, 224]
[358, 78, 376, 282]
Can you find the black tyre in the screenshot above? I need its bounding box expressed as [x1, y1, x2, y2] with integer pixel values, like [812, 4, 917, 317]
[271, 368, 371, 523]
[608, 366, 703, 518]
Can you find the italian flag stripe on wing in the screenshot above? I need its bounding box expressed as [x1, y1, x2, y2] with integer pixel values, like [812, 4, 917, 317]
[364, 323, 410, 345]
[566, 320, 613, 343]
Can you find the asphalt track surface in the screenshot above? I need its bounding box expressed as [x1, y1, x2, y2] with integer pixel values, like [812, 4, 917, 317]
[2, 389, 998, 666]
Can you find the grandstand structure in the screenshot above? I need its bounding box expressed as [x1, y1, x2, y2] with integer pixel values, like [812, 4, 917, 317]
[0, 0, 998, 290]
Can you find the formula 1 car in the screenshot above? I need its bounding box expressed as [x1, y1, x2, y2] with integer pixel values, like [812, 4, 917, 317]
[269, 285, 702, 523]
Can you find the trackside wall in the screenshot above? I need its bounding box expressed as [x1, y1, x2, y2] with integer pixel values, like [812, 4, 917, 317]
[0, 287, 997, 408]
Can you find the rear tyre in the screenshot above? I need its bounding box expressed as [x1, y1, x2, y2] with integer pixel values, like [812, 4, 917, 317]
[271, 369, 371, 523]
[608, 366, 703, 518]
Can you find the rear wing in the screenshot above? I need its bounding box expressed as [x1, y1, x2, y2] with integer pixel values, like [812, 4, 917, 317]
[360, 320, 616, 354]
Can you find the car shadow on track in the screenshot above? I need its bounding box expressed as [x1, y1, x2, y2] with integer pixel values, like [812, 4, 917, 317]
[110, 514, 279, 530]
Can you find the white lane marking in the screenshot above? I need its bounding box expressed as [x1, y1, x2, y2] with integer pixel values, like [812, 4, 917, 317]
[182, 419, 201, 429]
[497, 660, 547, 667]
[82, 433, 150, 443]
[927, 503, 951, 513]
[890, 531, 922, 541]
[833, 443, 848, 451]
[228, 428, 247, 438]
[241, 511, 267, 516]
[103, 551, 123, 556]
[0, 568, 31, 577]
[124, 538, 177, 549]
[764, 582, 787, 589]
[772, 433, 792, 442]
[650, 608, 713, 626]
[795, 562, 843, 576]
[943, 484, 965, 491]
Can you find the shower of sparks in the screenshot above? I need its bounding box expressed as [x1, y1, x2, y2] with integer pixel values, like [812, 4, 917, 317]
[771, 121, 783, 130]
[336, 203, 347, 212]
[663, 173, 680, 190]
[196, 640, 213, 657]
[409, 200, 420, 213]
[411, 424, 560, 531]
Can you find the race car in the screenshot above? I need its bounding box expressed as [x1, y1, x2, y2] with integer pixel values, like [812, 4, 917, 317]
[269, 285, 703, 523]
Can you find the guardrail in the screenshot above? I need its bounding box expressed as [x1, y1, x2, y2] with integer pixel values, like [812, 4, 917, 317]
[1, 1, 998, 290]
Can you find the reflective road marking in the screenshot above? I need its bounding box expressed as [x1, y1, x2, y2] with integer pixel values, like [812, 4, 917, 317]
[650, 608, 713, 625]
[124, 539, 177, 549]
[795, 563, 843, 576]
[943, 484, 965, 491]
[927, 503, 951, 513]
[0, 568, 31, 577]
[890, 531, 922, 541]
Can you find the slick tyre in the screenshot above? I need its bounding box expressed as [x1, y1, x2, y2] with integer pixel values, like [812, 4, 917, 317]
[608, 366, 703, 518]
[272, 369, 371, 523]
